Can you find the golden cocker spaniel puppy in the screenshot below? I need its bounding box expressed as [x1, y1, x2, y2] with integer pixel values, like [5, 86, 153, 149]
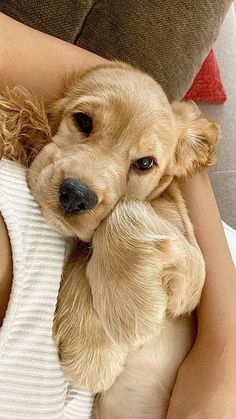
[0, 62, 219, 418]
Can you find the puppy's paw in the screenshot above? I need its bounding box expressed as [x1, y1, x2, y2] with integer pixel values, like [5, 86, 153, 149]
[87, 199, 170, 346]
[87, 198, 205, 346]
[162, 238, 205, 317]
[53, 256, 127, 393]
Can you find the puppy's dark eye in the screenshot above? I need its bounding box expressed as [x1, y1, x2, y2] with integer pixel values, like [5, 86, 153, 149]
[74, 112, 93, 135]
[134, 157, 155, 171]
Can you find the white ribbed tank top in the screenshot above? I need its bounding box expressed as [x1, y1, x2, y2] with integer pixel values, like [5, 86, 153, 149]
[0, 159, 93, 419]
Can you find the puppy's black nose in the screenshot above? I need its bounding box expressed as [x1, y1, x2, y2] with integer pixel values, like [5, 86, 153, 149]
[59, 177, 98, 215]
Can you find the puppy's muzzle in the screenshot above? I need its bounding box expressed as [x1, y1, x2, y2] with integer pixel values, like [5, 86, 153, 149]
[59, 177, 98, 215]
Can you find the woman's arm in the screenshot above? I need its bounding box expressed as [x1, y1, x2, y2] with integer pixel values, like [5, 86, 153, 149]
[167, 169, 236, 418]
[0, 214, 13, 326]
[0, 13, 106, 101]
[183, 170, 236, 341]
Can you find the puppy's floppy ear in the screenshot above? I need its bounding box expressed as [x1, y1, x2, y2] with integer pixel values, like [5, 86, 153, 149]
[168, 101, 220, 178]
[47, 96, 70, 136]
[0, 87, 51, 166]
[46, 73, 77, 135]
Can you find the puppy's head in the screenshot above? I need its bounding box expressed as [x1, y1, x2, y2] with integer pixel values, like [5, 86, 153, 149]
[28, 62, 219, 241]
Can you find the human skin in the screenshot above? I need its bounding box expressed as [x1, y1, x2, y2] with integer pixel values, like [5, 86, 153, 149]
[0, 13, 236, 417]
[0, 13, 106, 101]
[167, 171, 236, 418]
[0, 214, 12, 326]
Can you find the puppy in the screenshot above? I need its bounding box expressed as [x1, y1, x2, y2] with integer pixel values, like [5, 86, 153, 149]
[0, 62, 219, 418]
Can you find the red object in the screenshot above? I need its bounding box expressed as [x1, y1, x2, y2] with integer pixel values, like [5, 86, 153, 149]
[184, 49, 227, 104]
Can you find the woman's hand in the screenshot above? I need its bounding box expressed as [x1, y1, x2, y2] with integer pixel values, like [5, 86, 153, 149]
[167, 334, 236, 419]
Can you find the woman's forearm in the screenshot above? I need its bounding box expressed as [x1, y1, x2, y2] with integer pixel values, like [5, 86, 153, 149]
[0, 13, 107, 101]
[182, 170, 236, 343]
[0, 214, 13, 326]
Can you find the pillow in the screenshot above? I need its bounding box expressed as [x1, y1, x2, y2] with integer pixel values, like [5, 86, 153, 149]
[184, 49, 227, 104]
[1, 0, 232, 101]
[75, 0, 232, 101]
[0, 1, 92, 42]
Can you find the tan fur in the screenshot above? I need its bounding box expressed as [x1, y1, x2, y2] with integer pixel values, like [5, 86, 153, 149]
[0, 86, 51, 166]
[0, 61, 219, 418]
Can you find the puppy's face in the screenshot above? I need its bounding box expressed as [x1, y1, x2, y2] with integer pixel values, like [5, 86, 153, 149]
[28, 63, 218, 241]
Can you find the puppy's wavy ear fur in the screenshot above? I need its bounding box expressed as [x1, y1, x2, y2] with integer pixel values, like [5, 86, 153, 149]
[169, 101, 220, 178]
[47, 96, 70, 136]
[0, 86, 51, 166]
[47, 74, 77, 136]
